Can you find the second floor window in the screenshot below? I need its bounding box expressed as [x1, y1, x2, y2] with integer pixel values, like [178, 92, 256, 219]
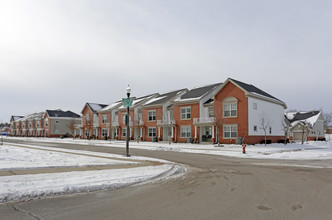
[223, 103, 237, 117]
[181, 107, 191, 120]
[102, 115, 107, 124]
[208, 106, 214, 117]
[148, 110, 156, 121]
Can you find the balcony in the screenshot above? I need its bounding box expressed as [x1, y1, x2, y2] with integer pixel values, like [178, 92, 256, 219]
[193, 117, 215, 125]
[111, 121, 119, 127]
[157, 119, 175, 127]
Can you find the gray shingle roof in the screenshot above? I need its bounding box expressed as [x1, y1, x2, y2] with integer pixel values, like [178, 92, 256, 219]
[46, 110, 81, 118]
[230, 78, 280, 101]
[87, 103, 108, 112]
[287, 111, 320, 124]
[180, 83, 222, 100]
[144, 89, 186, 106]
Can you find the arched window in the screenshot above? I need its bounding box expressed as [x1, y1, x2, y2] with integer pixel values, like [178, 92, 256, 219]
[223, 97, 238, 117]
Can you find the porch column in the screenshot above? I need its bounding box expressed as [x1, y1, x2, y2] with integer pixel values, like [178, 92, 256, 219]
[171, 127, 174, 138]
[212, 126, 215, 138]
[158, 127, 161, 138]
[194, 126, 197, 138]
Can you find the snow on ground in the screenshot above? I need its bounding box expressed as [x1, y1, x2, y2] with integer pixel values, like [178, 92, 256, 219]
[0, 144, 136, 170]
[5, 136, 332, 160]
[0, 143, 185, 203]
[0, 164, 180, 203]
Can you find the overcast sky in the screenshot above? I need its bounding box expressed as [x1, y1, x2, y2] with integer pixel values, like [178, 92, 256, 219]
[1, 0, 331, 122]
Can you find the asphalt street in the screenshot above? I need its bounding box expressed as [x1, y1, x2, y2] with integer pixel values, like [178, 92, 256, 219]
[1, 139, 332, 220]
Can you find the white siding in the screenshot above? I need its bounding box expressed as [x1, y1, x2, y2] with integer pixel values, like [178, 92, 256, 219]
[248, 97, 285, 136]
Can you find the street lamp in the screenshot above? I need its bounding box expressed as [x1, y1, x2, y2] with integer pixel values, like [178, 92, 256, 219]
[126, 85, 131, 157]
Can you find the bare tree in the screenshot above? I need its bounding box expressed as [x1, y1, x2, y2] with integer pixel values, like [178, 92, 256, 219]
[67, 119, 77, 138]
[84, 113, 93, 139]
[133, 110, 144, 143]
[300, 122, 310, 145]
[281, 115, 290, 145]
[258, 112, 271, 146]
[212, 105, 223, 146]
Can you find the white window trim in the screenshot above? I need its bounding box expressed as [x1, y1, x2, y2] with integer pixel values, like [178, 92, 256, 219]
[102, 115, 107, 124]
[122, 127, 127, 137]
[180, 126, 191, 138]
[223, 124, 238, 139]
[148, 110, 156, 121]
[148, 127, 157, 137]
[180, 106, 191, 120]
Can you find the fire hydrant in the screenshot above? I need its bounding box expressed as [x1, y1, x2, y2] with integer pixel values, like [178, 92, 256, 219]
[242, 144, 246, 154]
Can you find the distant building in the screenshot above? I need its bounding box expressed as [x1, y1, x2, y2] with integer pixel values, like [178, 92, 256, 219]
[43, 110, 81, 138]
[286, 111, 325, 142]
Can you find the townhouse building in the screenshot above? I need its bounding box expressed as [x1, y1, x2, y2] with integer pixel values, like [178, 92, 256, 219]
[97, 101, 123, 140]
[213, 78, 287, 145]
[43, 110, 81, 138]
[142, 89, 188, 142]
[117, 93, 158, 141]
[10, 116, 23, 136]
[173, 83, 223, 143]
[9, 77, 291, 145]
[81, 103, 108, 139]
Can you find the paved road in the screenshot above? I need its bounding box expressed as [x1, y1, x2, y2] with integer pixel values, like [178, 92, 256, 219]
[1, 139, 332, 220]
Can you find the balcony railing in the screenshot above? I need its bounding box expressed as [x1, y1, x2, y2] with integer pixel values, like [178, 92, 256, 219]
[111, 121, 119, 127]
[157, 119, 175, 126]
[193, 117, 215, 125]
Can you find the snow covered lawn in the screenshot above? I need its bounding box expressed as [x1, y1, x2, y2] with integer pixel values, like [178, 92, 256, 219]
[0, 144, 184, 203]
[6, 136, 332, 160]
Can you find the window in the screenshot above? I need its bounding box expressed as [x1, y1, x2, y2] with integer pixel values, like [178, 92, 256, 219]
[253, 103, 257, 110]
[148, 110, 156, 121]
[45, 119, 48, 127]
[208, 106, 214, 117]
[29, 123, 32, 128]
[180, 126, 191, 138]
[85, 114, 90, 124]
[102, 115, 107, 124]
[102, 128, 108, 137]
[223, 125, 238, 138]
[122, 128, 127, 137]
[148, 127, 157, 137]
[181, 107, 191, 120]
[45, 129, 48, 137]
[223, 103, 237, 117]
[122, 113, 127, 124]
[254, 125, 258, 132]
[269, 127, 272, 134]
[37, 121, 40, 127]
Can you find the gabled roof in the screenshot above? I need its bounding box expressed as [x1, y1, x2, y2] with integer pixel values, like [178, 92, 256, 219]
[230, 78, 280, 101]
[81, 102, 108, 114]
[175, 83, 222, 102]
[98, 100, 122, 113]
[216, 78, 287, 108]
[143, 89, 187, 107]
[46, 110, 81, 118]
[11, 116, 24, 122]
[118, 93, 159, 110]
[87, 103, 108, 112]
[286, 111, 321, 126]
